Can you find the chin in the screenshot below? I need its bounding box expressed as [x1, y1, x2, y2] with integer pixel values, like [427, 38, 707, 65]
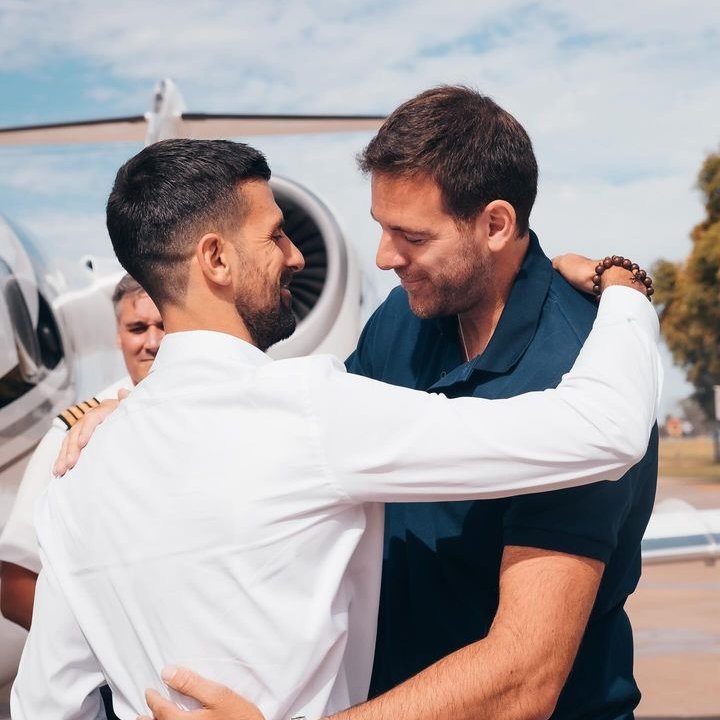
[407, 296, 441, 320]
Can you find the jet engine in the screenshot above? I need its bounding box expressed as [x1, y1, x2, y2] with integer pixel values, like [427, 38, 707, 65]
[268, 176, 361, 360]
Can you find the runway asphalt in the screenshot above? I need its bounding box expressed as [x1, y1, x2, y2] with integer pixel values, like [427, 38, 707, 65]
[629, 473, 720, 719]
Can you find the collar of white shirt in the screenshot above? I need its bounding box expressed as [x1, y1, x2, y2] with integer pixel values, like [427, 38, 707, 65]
[148, 330, 271, 376]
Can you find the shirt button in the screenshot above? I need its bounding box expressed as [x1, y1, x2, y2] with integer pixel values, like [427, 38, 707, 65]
[440, 371, 446, 378]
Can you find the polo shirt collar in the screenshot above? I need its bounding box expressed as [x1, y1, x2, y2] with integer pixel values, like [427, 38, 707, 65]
[432, 230, 552, 389]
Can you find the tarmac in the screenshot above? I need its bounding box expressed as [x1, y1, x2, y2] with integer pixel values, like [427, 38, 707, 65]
[629, 474, 720, 719]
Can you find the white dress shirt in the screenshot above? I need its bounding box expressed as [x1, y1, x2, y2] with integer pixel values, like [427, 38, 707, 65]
[0, 377, 131, 574]
[12, 287, 661, 720]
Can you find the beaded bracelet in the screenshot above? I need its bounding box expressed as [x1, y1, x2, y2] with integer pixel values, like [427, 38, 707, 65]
[592, 255, 654, 301]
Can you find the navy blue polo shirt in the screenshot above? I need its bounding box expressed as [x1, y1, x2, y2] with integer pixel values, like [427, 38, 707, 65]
[346, 233, 658, 720]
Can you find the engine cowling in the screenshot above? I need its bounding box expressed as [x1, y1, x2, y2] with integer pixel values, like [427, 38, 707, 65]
[268, 176, 361, 360]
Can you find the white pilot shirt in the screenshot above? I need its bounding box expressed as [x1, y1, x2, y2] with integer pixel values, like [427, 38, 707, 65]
[12, 287, 661, 720]
[0, 377, 132, 574]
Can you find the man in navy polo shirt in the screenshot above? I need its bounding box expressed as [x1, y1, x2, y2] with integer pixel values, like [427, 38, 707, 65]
[340, 87, 657, 720]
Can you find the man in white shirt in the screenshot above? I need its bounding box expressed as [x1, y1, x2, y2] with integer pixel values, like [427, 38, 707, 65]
[0, 273, 163, 631]
[11, 139, 660, 720]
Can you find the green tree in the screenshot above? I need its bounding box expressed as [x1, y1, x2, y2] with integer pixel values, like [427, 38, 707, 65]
[653, 150, 720, 418]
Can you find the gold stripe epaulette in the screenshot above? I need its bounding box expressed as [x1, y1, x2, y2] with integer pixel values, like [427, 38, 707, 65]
[57, 397, 101, 430]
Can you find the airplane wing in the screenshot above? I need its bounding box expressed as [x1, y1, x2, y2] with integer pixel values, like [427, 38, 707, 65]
[0, 113, 385, 146]
[0, 116, 147, 145]
[641, 498, 720, 565]
[0, 79, 385, 147]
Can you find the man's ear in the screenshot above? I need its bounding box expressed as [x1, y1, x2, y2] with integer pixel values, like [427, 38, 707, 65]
[484, 200, 517, 253]
[196, 233, 233, 288]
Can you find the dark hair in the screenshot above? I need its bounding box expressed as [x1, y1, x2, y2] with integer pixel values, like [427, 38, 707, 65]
[111, 273, 146, 316]
[106, 139, 271, 306]
[358, 86, 538, 234]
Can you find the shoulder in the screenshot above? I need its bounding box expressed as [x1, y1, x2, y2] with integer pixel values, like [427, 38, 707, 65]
[55, 376, 131, 430]
[55, 397, 102, 430]
[95, 376, 132, 402]
[541, 272, 598, 344]
[261, 354, 348, 399]
[270, 353, 346, 378]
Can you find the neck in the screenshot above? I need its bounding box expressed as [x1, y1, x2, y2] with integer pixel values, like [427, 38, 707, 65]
[457, 297, 505, 361]
[161, 302, 256, 346]
[458, 233, 529, 360]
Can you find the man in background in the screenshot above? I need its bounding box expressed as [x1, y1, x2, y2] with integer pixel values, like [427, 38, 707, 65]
[0, 273, 163, 629]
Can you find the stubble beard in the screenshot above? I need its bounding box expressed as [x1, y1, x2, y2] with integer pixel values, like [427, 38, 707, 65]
[407, 235, 494, 319]
[234, 270, 297, 352]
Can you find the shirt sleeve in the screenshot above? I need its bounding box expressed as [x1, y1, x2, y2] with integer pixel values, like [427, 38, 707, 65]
[10, 554, 106, 719]
[0, 425, 65, 573]
[502, 427, 659, 563]
[311, 286, 662, 503]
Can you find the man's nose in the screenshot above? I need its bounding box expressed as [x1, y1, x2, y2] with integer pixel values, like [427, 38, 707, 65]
[145, 326, 163, 355]
[286, 237, 305, 273]
[375, 233, 405, 271]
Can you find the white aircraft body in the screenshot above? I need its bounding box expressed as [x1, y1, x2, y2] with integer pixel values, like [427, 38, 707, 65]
[0, 80, 717, 705]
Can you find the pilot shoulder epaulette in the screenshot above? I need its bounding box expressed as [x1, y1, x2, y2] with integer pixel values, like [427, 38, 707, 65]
[57, 397, 102, 430]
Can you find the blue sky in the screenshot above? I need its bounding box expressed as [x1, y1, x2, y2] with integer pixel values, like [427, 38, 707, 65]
[1, 0, 719, 416]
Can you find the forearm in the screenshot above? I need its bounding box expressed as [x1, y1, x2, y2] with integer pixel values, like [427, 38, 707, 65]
[327, 628, 557, 720]
[328, 547, 602, 720]
[0, 562, 37, 630]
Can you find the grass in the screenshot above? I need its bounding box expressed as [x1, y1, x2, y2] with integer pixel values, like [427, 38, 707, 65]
[658, 434, 720, 479]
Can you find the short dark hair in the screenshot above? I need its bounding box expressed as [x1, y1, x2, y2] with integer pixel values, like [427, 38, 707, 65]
[107, 139, 271, 306]
[358, 86, 538, 234]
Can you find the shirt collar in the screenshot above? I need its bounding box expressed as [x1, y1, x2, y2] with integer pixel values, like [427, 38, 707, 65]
[149, 330, 271, 375]
[432, 230, 552, 388]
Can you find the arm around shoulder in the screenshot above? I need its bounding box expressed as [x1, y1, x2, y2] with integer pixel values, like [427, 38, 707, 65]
[312, 286, 661, 504]
[553, 285, 662, 468]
